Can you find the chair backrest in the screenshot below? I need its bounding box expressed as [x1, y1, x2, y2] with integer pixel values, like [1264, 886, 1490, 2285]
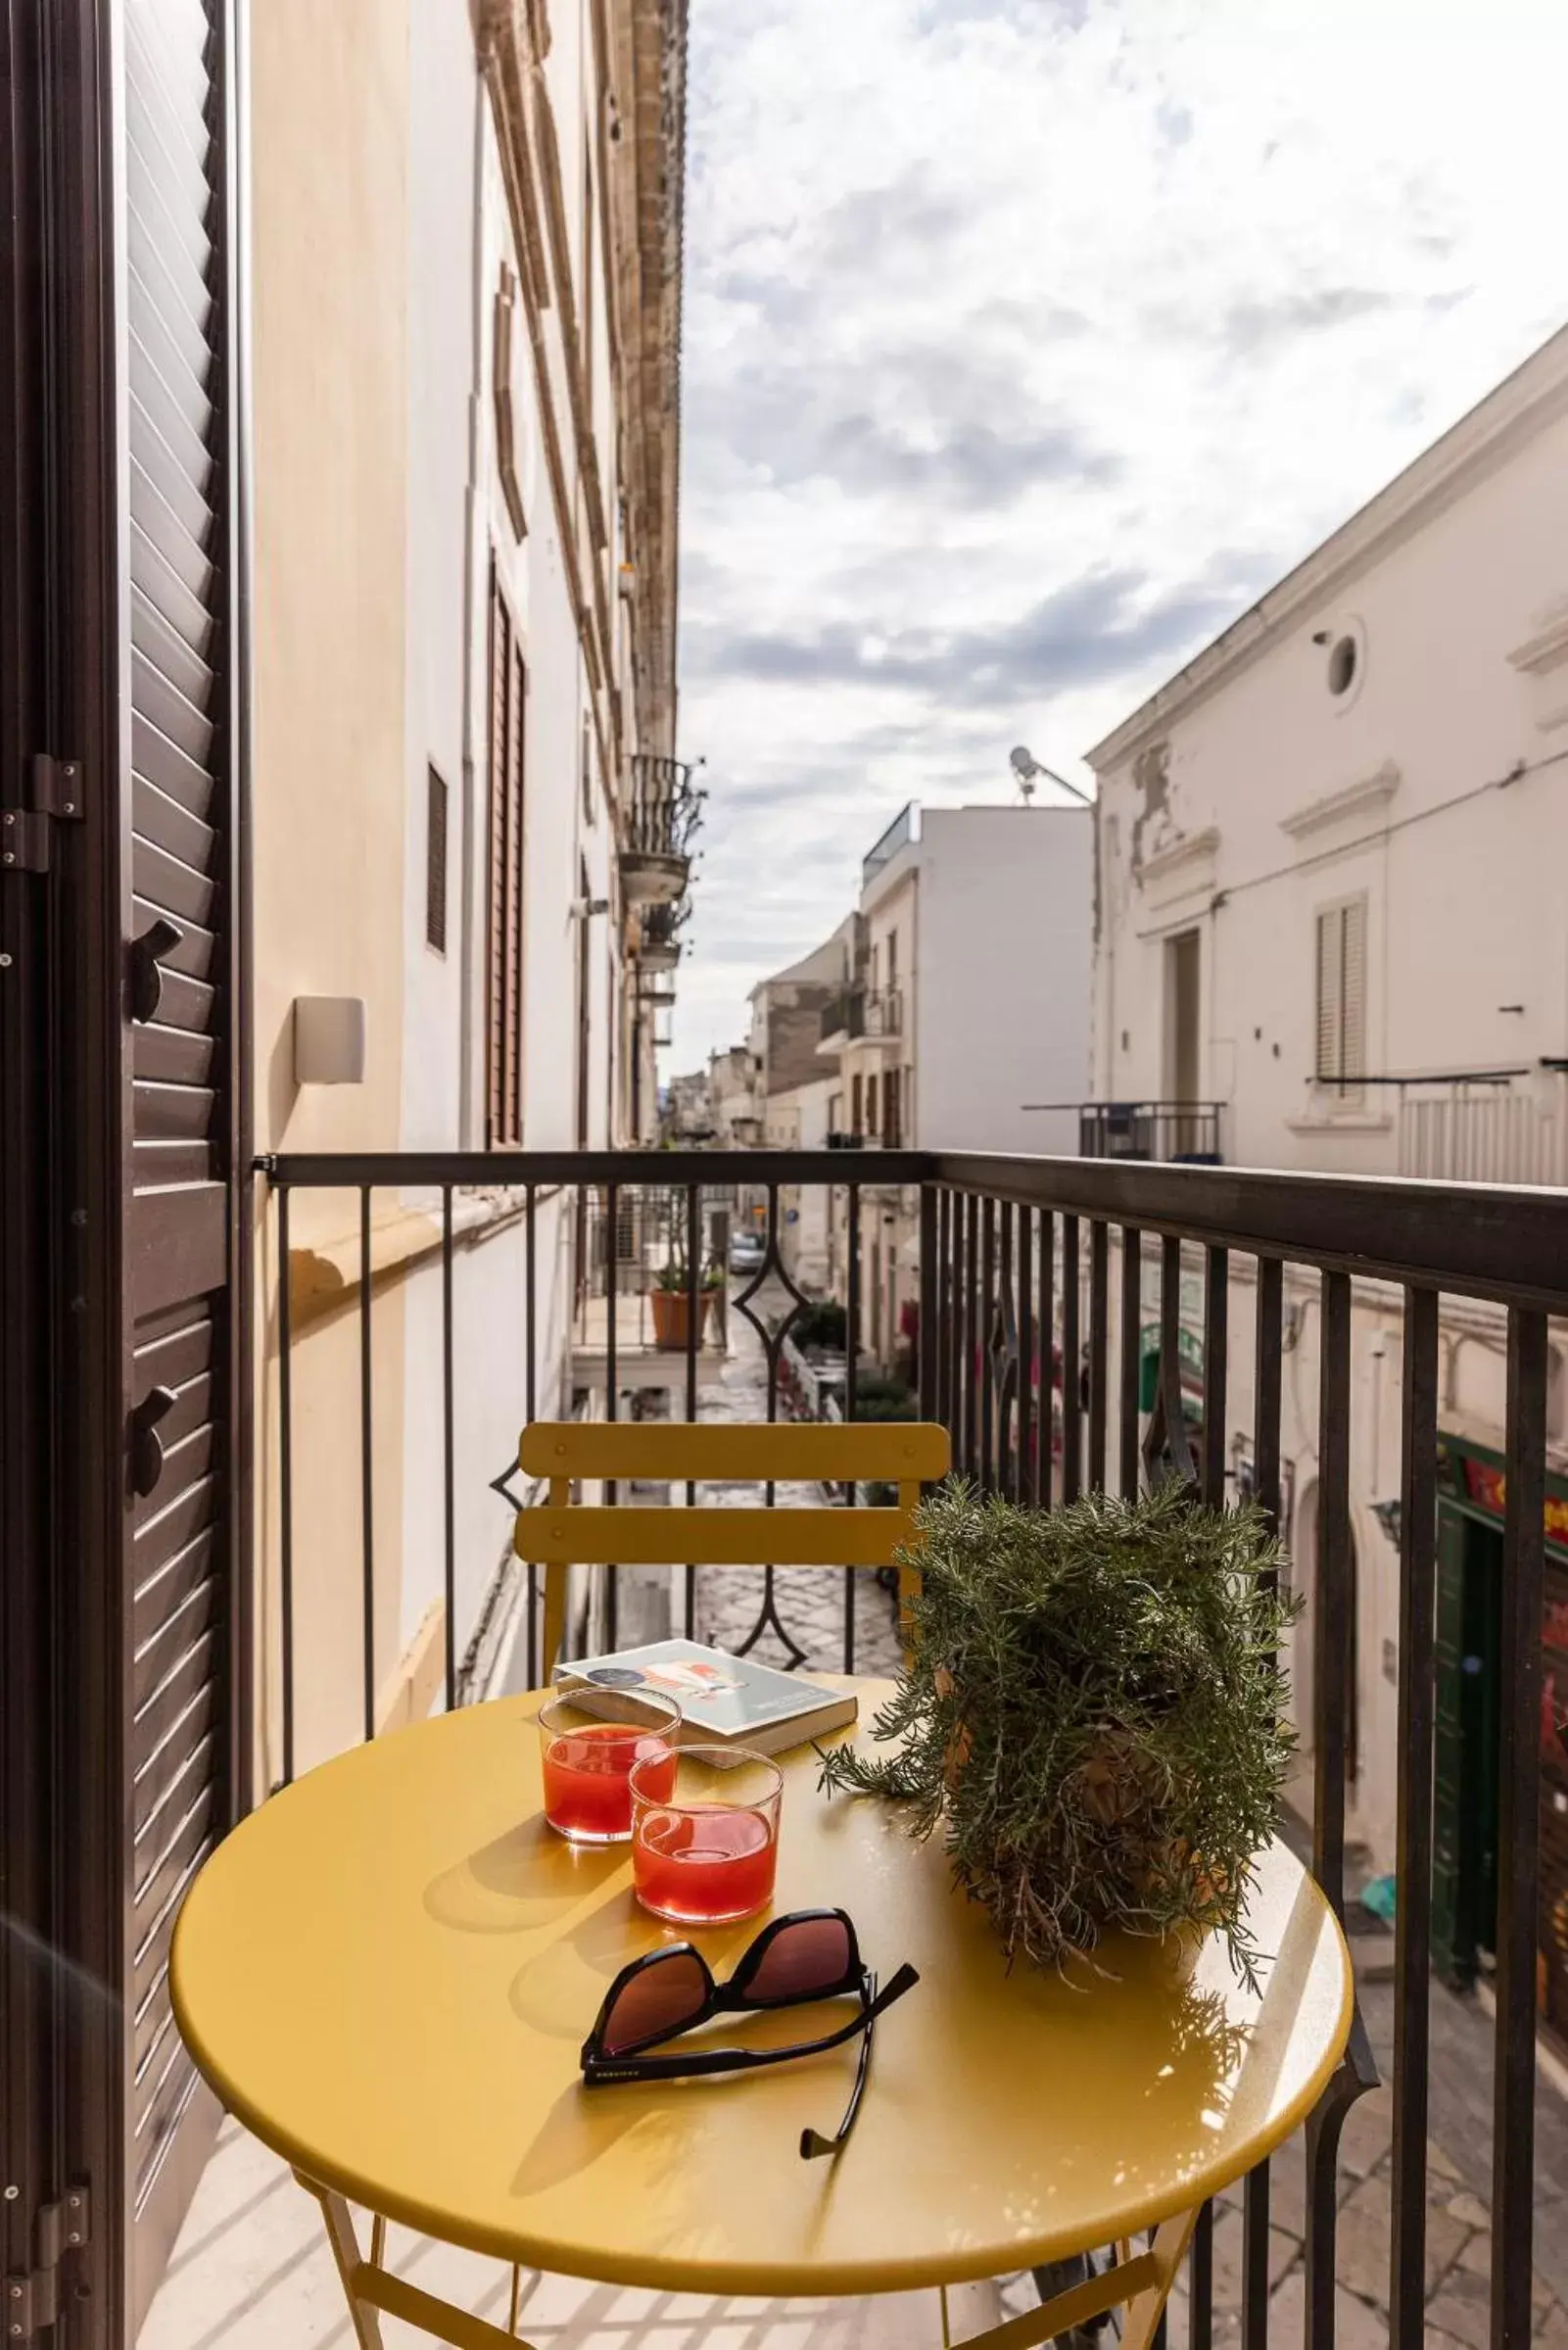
[513, 1419, 949, 1678]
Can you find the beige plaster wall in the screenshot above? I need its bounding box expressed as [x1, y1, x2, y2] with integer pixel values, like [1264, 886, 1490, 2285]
[249, 1, 412, 1784]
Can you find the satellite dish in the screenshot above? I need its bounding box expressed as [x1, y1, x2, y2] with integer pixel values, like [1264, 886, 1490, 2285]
[1006, 743, 1094, 808]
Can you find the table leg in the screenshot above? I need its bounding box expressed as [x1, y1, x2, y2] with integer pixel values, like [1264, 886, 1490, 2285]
[293, 2170, 544, 2350]
[293, 2173, 386, 2350]
[938, 2209, 1199, 2350]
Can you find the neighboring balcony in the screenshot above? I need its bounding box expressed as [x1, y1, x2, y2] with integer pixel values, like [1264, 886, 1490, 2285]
[1393, 1065, 1568, 1186]
[1078, 1099, 1224, 1164]
[818, 985, 903, 1051]
[620, 752, 703, 905]
[635, 891, 689, 973]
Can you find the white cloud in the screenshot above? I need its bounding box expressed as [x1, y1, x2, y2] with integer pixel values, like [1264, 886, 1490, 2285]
[669, 0, 1568, 1069]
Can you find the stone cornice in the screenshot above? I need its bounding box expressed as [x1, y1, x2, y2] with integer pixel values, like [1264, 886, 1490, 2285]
[607, 0, 685, 765]
[1134, 825, 1220, 906]
[1508, 607, 1568, 679]
[1278, 760, 1401, 842]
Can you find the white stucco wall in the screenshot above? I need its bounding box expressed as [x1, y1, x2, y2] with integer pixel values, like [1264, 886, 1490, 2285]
[914, 807, 1092, 1156]
[1090, 348, 1568, 1180]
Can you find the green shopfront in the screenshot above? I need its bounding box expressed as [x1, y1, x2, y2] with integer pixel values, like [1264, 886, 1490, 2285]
[1433, 1437, 1568, 2033]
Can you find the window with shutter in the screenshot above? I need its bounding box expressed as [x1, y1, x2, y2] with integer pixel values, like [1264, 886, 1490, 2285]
[851, 1073, 863, 1136]
[1315, 896, 1367, 1099]
[884, 1068, 900, 1149]
[487, 567, 527, 1144]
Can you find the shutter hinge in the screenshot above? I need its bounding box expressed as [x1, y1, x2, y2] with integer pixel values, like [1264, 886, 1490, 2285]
[5, 2185, 90, 2340]
[0, 757, 84, 875]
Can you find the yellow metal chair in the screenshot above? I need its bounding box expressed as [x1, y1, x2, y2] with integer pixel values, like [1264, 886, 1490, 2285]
[513, 1418, 950, 1677]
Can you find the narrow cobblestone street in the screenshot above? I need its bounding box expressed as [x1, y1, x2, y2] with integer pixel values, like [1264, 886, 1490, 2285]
[684, 1307, 1568, 2344]
[689, 1306, 904, 1679]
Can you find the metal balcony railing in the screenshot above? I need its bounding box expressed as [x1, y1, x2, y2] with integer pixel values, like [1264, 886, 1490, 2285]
[625, 751, 704, 861]
[1393, 1067, 1568, 1186]
[637, 892, 690, 969]
[820, 987, 858, 1042]
[258, 1140, 1568, 2350]
[1078, 1099, 1223, 1163]
[819, 985, 902, 1044]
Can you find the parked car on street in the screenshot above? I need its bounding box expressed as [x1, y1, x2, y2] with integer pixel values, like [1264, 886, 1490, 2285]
[728, 1230, 767, 1275]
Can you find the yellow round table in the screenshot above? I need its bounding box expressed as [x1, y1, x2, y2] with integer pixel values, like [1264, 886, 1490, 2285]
[171, 1688, 1352, 2349]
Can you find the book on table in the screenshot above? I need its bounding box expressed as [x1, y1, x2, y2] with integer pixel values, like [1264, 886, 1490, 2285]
[553, 1637, 857, 1756]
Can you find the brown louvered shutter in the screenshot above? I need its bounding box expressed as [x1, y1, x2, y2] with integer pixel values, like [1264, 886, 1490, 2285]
[487, 567, 527, 1144]
[123, 0, 240, 2312]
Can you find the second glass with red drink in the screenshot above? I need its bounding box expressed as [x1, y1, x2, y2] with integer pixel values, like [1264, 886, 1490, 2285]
[629, 1745, 783, 1925]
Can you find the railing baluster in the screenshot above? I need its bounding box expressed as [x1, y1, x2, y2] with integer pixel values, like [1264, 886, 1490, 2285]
[950, 1189, 967, 1480]
[1241, 1252, 1284, 2350]
[1017, 1206, 1034, 1507]
[1037, 1210, 1054, 1509]
[843, 1178, 865, 1670]
[919, 1180, 938, 1422]
[1389, 1283, 1438, 2350]
[604, 1180, 619, 1656]
[1240, 2166, 1270, 2350]
[277, 1181, 295, 1787]
[1314, 1268, 1352, 1920]
[1189, 2199, 1213, 2350]
[846, 1181, 861, 1439]
[979, 1195, 996, 1490]
[1088, 1219, 1109, 1493]
[442, 1185, 455, 1713]
[1306, 1267, 1353, 2350]
[1191, 1248, 1227, 2350]
[1118, 1224, 1141, 1502]
[1061, 1216, 1081, 1504]
[685, 1183, 699, 1642]
[1202, 1246, 1228, 1506]
[359, 1186, 375, 1744]
[525, 1182, 537, 1422]
[998, 1201, 1016, 1500]
[1254, 1257, 1283, 1548]
[1158, 1232, 1196, 1491]
[1493, 1307, 1547, 2350]
[964, 1193, 980, 1478]
[934, 1185, 953, 1437]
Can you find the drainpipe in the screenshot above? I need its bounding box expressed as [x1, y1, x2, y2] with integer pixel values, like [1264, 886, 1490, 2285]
[457, 64, 487, 1147]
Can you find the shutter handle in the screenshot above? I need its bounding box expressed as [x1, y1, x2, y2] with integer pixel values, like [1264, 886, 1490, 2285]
[130, 1385, 178, 1499]
[128, 918, 183, 1023]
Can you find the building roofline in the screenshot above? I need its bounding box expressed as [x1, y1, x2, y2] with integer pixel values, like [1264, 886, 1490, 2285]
[1084, 319, 1568, 774]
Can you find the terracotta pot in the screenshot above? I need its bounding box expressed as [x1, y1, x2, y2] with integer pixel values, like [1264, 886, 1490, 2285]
[650, 1287, 709, 1352]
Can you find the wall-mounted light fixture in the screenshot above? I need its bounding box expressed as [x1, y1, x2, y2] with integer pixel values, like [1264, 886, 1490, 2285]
[294, 996, 366, 1085]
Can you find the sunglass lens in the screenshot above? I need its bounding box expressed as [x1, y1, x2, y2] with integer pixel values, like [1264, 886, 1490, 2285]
[599, 1949, 708, 2056]
[744, 1914, 853, 2003]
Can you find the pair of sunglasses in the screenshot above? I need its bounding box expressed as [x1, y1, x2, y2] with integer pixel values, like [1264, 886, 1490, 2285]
[580, 1908, 919, 2159]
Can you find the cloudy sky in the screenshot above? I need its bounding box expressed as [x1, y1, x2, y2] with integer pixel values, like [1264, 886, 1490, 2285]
[670, 0, 1568, 1070]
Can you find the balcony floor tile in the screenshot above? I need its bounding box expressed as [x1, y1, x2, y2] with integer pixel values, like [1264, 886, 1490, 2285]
[138, 2119, 1003, 2349]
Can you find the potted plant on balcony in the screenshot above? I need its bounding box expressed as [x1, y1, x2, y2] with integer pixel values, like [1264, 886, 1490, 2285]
[820, 1479, 1295, 1983]
[650, 1248, 714, 1351]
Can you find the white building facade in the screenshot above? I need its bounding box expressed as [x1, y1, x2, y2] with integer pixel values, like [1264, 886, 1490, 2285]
[820, 800, 1093, 1366]
[1086, 325, 1568, 1988]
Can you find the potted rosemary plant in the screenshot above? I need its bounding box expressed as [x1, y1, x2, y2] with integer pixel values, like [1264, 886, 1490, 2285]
[820, 1479, 1296, 1983]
